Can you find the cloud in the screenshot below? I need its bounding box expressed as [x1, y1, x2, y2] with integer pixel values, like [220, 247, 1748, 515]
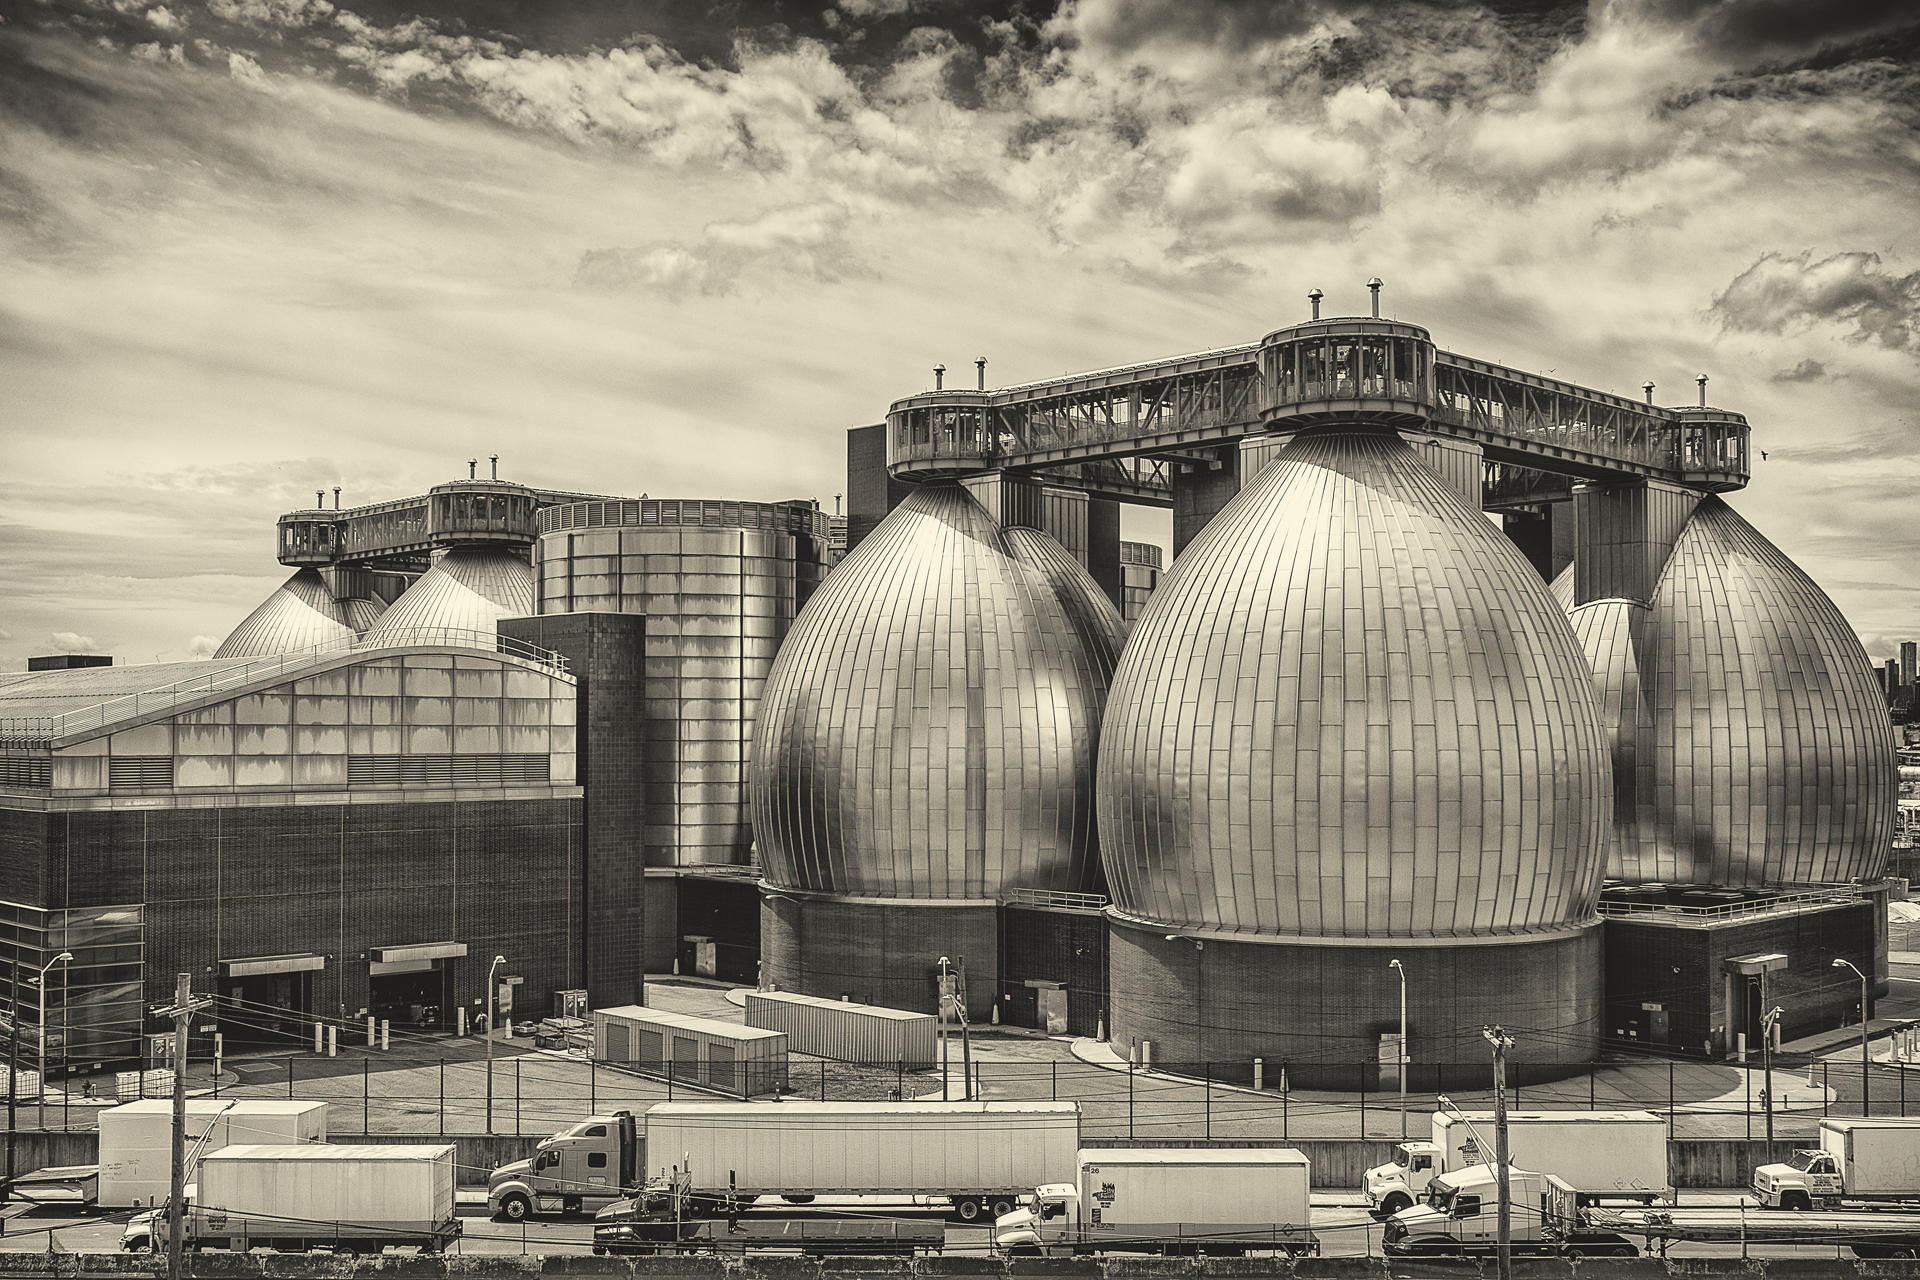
[186, 633, 221, 658]
[574, 202, 856, 298]
[1712, 251, 1920, 351]
[49, 632, 101, 653]
[1771, 357, 1832, 383]
[836, 0, 915, 18]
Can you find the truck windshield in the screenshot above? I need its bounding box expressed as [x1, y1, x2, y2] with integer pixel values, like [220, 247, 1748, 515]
[1395, 1147, 1413, 1169]
[1427, 1185, 1454, 1213]
[1785, 1151, 1826, 1172]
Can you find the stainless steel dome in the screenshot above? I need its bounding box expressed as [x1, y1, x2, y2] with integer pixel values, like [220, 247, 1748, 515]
[1568, 496, 1895, 885]
[1097, 430, 1612, 938]
[362, 545, 535, 644]
[213, 568, 353, 658]
[749, 482, 1125, 899]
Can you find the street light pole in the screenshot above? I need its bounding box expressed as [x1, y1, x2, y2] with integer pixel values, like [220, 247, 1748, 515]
[1834, 958, 1870, 1115]
[937, 956, 951, 1102]
[1389, 958, 1407, 1140]
[1483, 1026, 1515, 1280]
[1761, 1004, 1782, 1150]
[34, 952, 73, 1128]
[485, 954, 505, 1135]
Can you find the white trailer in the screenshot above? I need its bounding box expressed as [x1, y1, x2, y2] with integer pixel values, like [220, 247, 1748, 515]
[122, 1144, 461, 1255]
[1754, 1119, 1920, 1209]
[96, 1099, 328, 1208]
[1363, 1110, 1669, 1215]
[995, 1148, 1317, 1257]
[643, 1101, 1080, 1222]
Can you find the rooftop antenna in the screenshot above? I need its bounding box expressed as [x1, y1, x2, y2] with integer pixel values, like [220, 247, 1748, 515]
[975, 357, 987, 390]
[1368, 277, 1383, 318]
[934, 363, 946, 391]
[467, 458, 478, 480]
[489, 454, 499, 481]
[1643, 381, 1655, 405]
[332, 486, 341, 510]
[1308, 288, 1323, 321]
[315, 489, 325, 508]
[1696, 373, 1708, 407]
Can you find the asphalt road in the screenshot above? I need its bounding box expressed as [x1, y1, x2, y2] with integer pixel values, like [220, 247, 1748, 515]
[2, 1197, 1900, 1262]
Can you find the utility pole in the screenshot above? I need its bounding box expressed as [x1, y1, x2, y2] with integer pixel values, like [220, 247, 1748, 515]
[162, 972, 211, 1280]
[1483, 1026, 1515, 1280]
[937, 956, 951, 1101]
[956, 957, 975, 1102]
[1761, 1005, 1782, 1150]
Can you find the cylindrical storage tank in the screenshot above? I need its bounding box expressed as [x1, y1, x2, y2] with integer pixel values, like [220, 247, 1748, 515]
[1099, 429, 1612, 1086]
[1568, 496, 1896, 886]
[744, 990, 937, 1069]
[534, 498, 831, 869]
[590, 1005, 788, 1098]
[750, 482, 1126, 1018]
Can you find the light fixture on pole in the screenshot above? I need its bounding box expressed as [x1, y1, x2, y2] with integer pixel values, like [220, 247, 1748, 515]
[33, 952, 73, 1128]
[1834, 958, 1871, 1116]
[1389, 959, 1408, 1140]
[486, 954, 506, 1134]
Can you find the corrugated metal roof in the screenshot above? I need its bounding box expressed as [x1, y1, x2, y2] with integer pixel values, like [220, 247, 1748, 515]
[595, 1006, 785, 1041]
[339, 597, 387, 632]
[362, 546, 534, 644]
[213, 569, 353, 658]
[1081, 1148, 1308, 1165]
[0, 657, 260, 721]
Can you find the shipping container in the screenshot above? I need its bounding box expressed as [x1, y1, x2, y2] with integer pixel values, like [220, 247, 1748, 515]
[745, 990, 936, 1069]
[644, 1100, 1080, 1218]
[592, 1006, 787, 1098]
[192, 1144, 457, 1245]
[99, 1099, 328, 1208]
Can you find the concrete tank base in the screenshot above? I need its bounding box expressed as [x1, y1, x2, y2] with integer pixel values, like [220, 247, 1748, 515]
[759, 888, 998, 1020]
[1107, 911, 1603, 1090]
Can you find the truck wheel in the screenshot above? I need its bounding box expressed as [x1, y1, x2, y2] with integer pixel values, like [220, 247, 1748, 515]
[991, 1198, 1016, 1219]
[497, 1192, 533, 1222]
[782, 1194, 817, 1204]
[1380, 1192, 1412, 1216]
[122, 1237, 150, 1254]
[1782, 1191, 1812, 1212]
[955, 1198, 983, 1222]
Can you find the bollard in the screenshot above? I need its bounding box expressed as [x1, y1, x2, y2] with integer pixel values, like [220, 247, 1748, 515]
[313, 1022, 323, 1054]
[1254, 1058, 1264, 1091]
[366, 1015, 376, 1047]
[456, 1006, 467, 1038]
[327, 1025, 337, 1057]
[1096, 1018, 1106, 1042]
[1142, 1039, 1153, 1068]
[381, 1020, 390, 1052]
[214, 1034, 223, 1084]
[1736, 1031, 1747, 1064]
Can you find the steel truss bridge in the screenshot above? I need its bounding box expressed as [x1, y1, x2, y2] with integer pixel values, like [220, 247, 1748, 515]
[886, 318, 1750, 506]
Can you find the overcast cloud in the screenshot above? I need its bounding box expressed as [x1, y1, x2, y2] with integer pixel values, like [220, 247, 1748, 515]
[1, 0, 1917, 666]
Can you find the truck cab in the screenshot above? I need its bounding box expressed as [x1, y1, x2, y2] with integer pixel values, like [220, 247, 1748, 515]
[1754, 1149, 1843, 1210]
[1384, 1165, 1547, 1257]
[991, 1183, 1074, 1256]
[488, 1110, 638, 1221]
[1364, 1141, 1440, 1216]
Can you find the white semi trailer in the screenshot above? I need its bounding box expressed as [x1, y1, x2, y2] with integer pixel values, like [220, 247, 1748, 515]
[639, 1101, 1080, 1223]
[1363, 1110, 1669, 1216]
[993, 1148, 1318, 1257]
[121, 1144, 461, 1255]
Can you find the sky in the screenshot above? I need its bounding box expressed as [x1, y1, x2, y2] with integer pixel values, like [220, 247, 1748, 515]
[1, 0, 1916, 670]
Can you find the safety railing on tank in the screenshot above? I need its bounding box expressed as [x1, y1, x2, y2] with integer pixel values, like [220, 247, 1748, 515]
[1003, 888, 1111, 912]
[0, 628, 570, 744]
[1596, 885, 1865, 922]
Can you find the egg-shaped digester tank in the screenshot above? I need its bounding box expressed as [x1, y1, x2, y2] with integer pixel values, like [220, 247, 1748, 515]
[214, 568, 354, 658]
[1099, 429, 1612, 1084]
[1569, 496, 1895, 886]
[361, 545, 535, 645]
[749, 482, 1125, 1016]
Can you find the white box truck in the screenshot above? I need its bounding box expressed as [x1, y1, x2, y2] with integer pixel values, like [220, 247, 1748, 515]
[629, 1101, 1077, 1224]
[1754, 1119, 1920, 1209]
[121, 1144, 461, 1255]
[1363, 1110, 1669, 1215]
[994, 1148, 1317, 1257]
[1384, 1165, 1639, 1258]
[89, 1099, 328, 1208]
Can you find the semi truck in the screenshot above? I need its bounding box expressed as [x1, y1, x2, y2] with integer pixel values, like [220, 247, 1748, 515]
[1752, 1118, 1920, 1210]
[490, 1101, 1080, 1223]
[1382, 1165, 1640, 1258]
[993, 1148, 1318, 1257]
[1546, 1174, 1920, 1259]
[1364, 1109, 1669, 1216]
[120, 1144, 460, 1255]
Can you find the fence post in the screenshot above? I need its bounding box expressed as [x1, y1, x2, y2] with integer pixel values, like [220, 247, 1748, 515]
[591, 1059, 596, 1113]
[439, 1060, 445, 1137]
[363, 1057, 370, 1133]
[820, 1060, 827, 1103]
[288, 1054, 295, 1100]
[1051, 1060, 1057, 1102]
[1823, 1060, 1830, 1118]
[898, 1060, 905, 1101]
[1128, 1065, 1135, 1140]
[516, 1056, 522, 1136]
[1590, 1063, 1596, 1111]
[1670, 1062, 1676, 1131]
[1359, 1065, 1366, 1138]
